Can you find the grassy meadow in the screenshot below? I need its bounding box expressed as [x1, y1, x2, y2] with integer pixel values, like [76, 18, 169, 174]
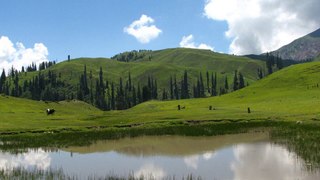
[1, 60, 320, 134]
[16, 48, 265, 96]
[1, 61, 320, 171]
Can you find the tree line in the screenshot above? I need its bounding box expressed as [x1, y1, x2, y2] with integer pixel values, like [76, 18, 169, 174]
[1, 63, 250, 111]
[266, 52, 283, 75]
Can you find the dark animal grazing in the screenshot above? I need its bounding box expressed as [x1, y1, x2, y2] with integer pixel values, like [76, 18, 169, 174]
[181, 106, 186, 109]
[46, 109, 55, 115]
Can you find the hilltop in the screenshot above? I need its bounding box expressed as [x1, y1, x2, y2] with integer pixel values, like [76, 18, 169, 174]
[1, 48, 265, 110]
[270, 28, 320, 61]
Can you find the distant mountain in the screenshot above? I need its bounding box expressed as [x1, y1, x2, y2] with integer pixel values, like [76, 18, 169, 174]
[244, 54, 297, 67]
[270, 28, 320, 61]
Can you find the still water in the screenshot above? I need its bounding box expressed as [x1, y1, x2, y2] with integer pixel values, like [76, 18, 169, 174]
[1, 133, 319, 179]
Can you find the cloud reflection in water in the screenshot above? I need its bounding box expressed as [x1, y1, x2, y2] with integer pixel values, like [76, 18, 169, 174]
[0, 149, 51, 171]
[184, 151, 217, 169]
[231, 143, 319, 180]
[134, 163, 166, 180]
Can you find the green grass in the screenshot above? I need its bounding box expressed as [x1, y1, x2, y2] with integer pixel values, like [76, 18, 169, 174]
[270, 123, 320, 170]
[0, 95, 103, 132]
[1, 61, 320, 134]
[111, 60, 320, 124]
[2, 59, 320, 171]
[17, 48, 265, 96]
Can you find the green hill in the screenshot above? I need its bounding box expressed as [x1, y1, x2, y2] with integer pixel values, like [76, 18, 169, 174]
[104, 61, 320, 124]
[1, 61, 320, 133]
[50, 48, 265, 88]
[3, 48, 266, 110]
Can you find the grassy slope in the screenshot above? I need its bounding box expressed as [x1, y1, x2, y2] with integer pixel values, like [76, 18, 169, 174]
[1, 61, 320, 133]
[18, 48, 265, 92]
[103, 61, 320, 125]
[0, 95, 103, 132]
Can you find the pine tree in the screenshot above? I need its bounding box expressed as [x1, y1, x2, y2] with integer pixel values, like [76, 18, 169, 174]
[162, 88, 168, 100]
[148, 76, 151, 90]
[128, 72, 132, 91]
[90, 70, 93, 104]
[196, 78, 201, 98]
[181, 70, 189, 99]
[4, 81, 9, 95]
[257, 68, 263, 79]
[211, 72, 217, 96]
[79, 65, 89, 100]
[239, 72, 245, 89]
[142, 85, 151, 102]
[233, 70, 239, 91]
[151, 78, 157, 99]
[170, 76, 174, 100]
[116, 77, 125, 110]
[84, 65, 89, 95]
[199, 72, 205, 97]
[111, 82, 115, 110]
[119, 78, 125, 108]
[206, 71, 210, 93]
[12, 72, 20, 97]
[266, 53, 274, 75]
[0, 69, 6, 93]
[276, 55, 283, 69]
[193, 84, 198, 98]
[132, 85, 137, 106]
[220, 87, 226, 95]
[224, 76, 229, 91]
[137, 83, 142, 103]
[99, 67, 104, 91]
[174, 75, 179, 99]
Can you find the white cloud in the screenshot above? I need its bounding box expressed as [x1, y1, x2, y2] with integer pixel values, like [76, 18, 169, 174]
[202, 151, 216, 160]
[134, 163, 166, 180]
[231, 143, 319, 180]
[183, 155, 200, 169]
[179, 34, 214, 51]
[124, 14, 162, 44]
[0, 149, 51, 172]
[204, 0, 320, 55]
[0, 36, 49, 73]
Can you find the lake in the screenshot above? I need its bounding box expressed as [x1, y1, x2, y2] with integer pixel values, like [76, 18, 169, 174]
[1, 132, 319, 179]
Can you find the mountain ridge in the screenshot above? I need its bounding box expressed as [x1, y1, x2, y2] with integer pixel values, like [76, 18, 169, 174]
[270, 28, 320, 61]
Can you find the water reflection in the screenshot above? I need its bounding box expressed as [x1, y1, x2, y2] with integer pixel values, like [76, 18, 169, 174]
[64, 132, 269, 156]
[231, 143, 320, 180]
[0, 149, 50, 171]
[183, 152, 217, 170]
[134, 163, 166, 179]
[184, 155, 200, 169]
[0, 133, 319, 179]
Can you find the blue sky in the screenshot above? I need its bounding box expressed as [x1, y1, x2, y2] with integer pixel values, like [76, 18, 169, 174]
[0, 0, 319, 72]
[0, 0, 229, 61]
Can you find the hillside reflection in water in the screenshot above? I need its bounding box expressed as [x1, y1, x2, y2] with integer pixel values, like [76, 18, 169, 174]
[1, 133, 319, 179]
